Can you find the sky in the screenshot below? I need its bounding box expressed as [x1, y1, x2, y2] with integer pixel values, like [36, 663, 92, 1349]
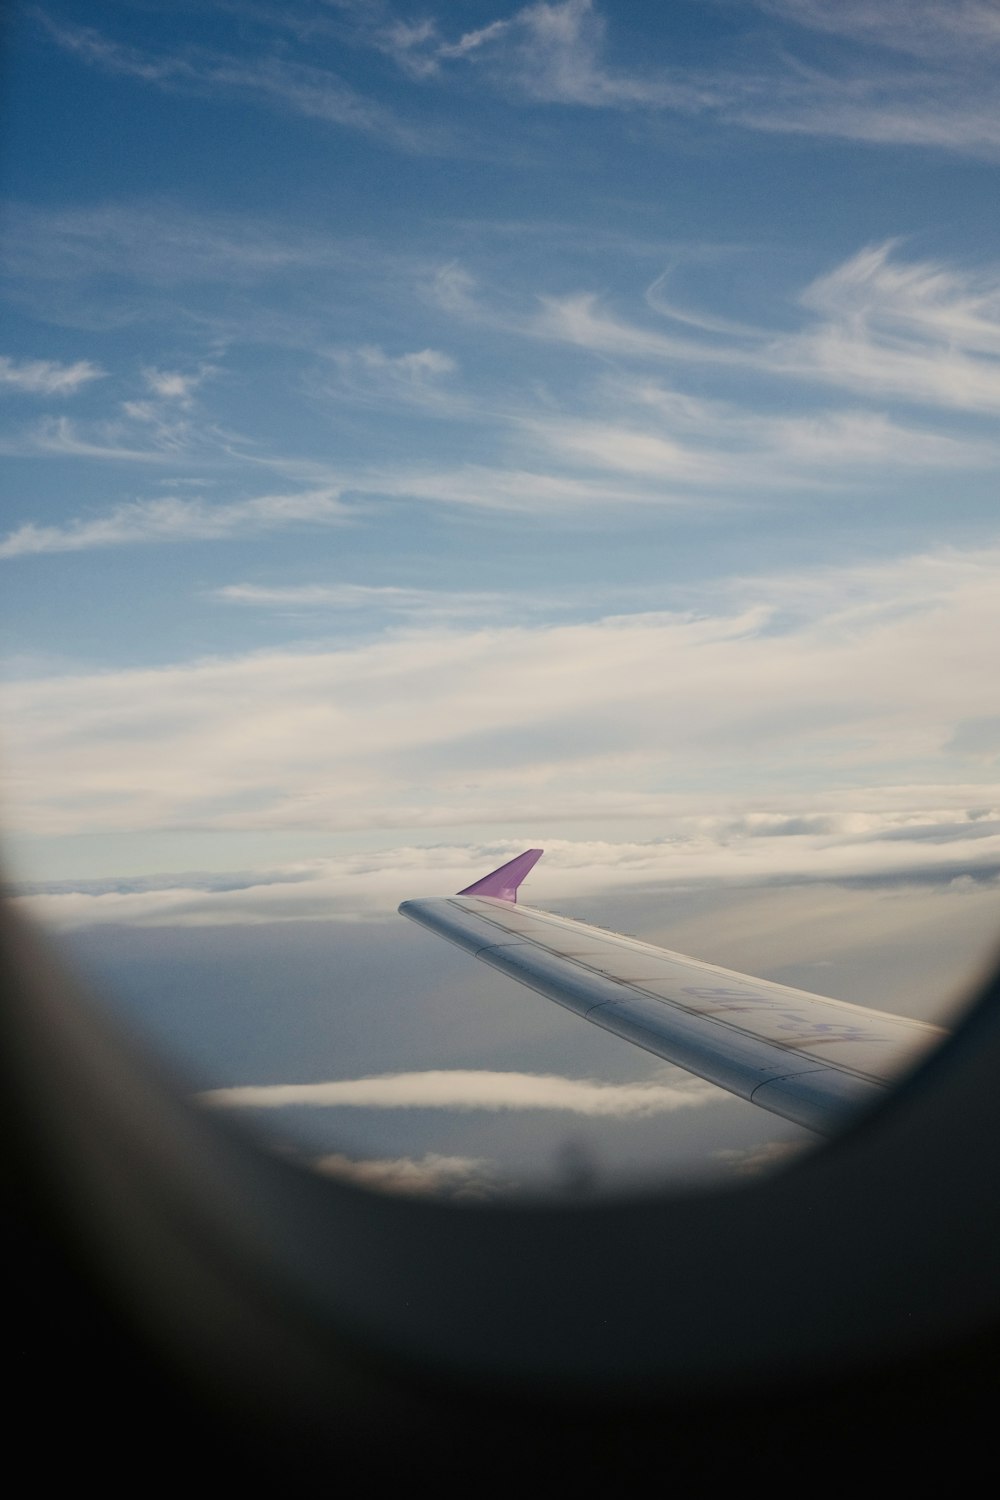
[3, 0, 1000, 1196]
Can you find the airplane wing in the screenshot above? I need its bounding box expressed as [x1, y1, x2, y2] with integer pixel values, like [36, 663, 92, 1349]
[399, 849, 945, 1135]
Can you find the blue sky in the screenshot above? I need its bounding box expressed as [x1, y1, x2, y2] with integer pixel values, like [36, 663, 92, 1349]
[3, 2, 1000, 1193]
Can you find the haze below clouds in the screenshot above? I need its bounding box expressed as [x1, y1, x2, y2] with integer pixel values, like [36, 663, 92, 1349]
[3, 1, 1000, 1195]
[56, 869, 998, 1197]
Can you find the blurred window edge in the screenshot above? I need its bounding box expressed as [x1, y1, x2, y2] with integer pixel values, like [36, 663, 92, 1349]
[6, 889, 1000, 1443]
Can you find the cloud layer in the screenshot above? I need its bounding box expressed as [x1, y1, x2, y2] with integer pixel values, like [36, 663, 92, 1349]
[201, 1068, 718, 1115]
[4, 540, 999, 861]
[15, 833, 1000, 938]
[312, 1151, 500, 1199]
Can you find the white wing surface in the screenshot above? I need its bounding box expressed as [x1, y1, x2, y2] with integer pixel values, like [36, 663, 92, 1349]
[399, 851, 945, 1135]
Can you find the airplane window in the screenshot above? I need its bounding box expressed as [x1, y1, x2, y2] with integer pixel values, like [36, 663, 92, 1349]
[3, 1, 999, 1205]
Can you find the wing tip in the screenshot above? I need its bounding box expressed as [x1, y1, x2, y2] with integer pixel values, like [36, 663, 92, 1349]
[457, 847, 544, 902]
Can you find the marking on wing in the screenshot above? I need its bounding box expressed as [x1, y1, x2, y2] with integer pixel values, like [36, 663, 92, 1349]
[448, 898, 942, 1086]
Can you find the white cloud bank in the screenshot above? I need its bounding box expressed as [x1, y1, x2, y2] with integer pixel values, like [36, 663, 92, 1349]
[200, 1069, 717, 1115]
[4, 538, 1000, 854]
[15, 834, 1000, 936]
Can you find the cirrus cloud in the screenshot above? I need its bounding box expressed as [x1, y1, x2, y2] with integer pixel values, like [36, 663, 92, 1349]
[0, 355, 105, 396]
[0, 487, 348, 559]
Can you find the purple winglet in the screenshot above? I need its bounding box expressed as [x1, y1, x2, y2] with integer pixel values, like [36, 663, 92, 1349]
[458, 848, 543, 903]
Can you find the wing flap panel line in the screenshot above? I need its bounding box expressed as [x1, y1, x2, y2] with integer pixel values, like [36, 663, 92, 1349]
[401, 896, 940, 1052]
[749, 1070, 884, 1122]
[399, 896, 899, 1133]
[477, 941, 880, 1133]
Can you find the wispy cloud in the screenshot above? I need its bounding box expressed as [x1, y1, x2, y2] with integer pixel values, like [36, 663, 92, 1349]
[200, 1068, 718, 1115]
[2, 356, 271, 475]
[38, 13, 445, 153]
[5, 540, 1000, 859]
[378, 15, 508, 82]
[0, 488, 347, 559]
[450, 240, 1000, 417]
[37, 1, 1000, 159]
[0, 199, 414, 354]
[760, 1, 1000, 63]
[1, 414, 190, 463]
[420, 242, 1000, 496]
[536, 288, 702, 360]
[731, 81, 1000, 158]
[772, 241, 1000, 410]
[0, 200, 352, 289]
[319, 343, 461, 410]
[211, 582, 517, 619]
[355, 462, 659, 513]
[3, 397, 240, 463]
[491, 0, 664, 106]
[378, 0, 701, 108]
[0, 355, 105, 396]
[524, 416, 714, 482]
[526, 388, 994, 486]
[142, 365, 212, 404]
[370, 0, 1000, 157]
